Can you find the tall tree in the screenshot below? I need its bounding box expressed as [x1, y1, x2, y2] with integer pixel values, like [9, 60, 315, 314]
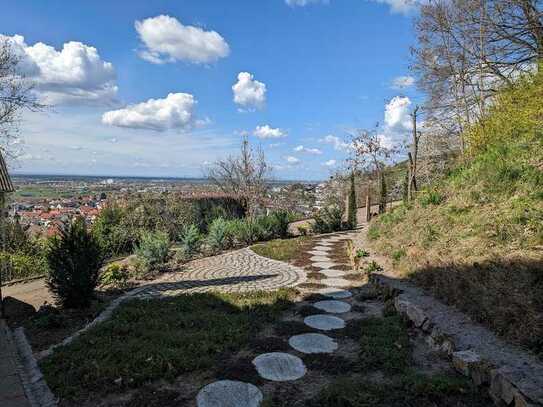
[347, 171, 357, 228]
[0, 38, 42, 154]
[207, 136, 271, 217]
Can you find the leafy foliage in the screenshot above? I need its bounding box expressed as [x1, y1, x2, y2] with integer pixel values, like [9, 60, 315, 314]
[99, 263, 129, 288]
[134, 231, 170, 273]
[46, 218, 104, 308]
[313, 205, 345, 234]
[178, 224, 202, 259]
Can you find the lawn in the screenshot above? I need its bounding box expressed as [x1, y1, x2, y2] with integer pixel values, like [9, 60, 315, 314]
[40, 289, 297, 401]
[251, 236, 311, 262]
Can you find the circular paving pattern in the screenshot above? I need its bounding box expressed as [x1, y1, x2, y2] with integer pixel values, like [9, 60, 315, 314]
[289, 333, 338, 354]
[252, 352, 307, 382]
[314, 300, 352, 314]
[196, 380, 263, 407]
[136, 248, 305, 298]
[304, 314, 346, 331]
[316, 287, 353, 299]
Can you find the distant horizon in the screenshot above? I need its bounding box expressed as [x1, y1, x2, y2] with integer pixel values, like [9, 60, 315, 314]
[10, 171, 324, 184]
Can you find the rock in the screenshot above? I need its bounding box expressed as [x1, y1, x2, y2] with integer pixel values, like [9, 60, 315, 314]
[310, 256, 331, 262]
[312, 261, 338, 269]
[196, 380, 263, 407]
[452, 350, 481, 376]
[394, 296, 427, 328]
[252, 352, 306, 382]
[319, 269, 347, 278]
[321, 278, 351, 288]
[288, 333, 338, 354]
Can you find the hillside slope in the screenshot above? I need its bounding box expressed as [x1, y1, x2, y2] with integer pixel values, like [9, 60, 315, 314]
[368, 74, 543, 357]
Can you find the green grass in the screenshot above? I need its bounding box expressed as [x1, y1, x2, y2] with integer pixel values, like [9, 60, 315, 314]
[251, 236, 310, 261]
[368, 76, 543, 356]
[306, 373, 489, 407]
[40, 289, 297, 400]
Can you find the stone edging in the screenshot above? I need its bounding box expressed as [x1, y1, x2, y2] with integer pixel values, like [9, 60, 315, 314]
[12, 328, 58, 407]
[370, 273, 543, 407]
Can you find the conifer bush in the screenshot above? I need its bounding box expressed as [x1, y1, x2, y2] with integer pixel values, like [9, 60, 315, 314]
[178, 224, 202, 259]
[134, 231, 170, 272]
[46, 218, 104, 308]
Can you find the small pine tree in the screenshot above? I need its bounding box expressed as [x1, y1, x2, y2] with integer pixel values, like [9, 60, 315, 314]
[47, 217, 104, 308]
[347, 171, 357, 229]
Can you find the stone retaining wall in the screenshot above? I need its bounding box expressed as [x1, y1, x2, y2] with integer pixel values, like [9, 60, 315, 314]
[370, 273, 543, 407]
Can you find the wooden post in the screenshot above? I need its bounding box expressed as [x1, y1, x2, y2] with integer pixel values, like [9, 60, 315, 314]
[365, 184, 371, 222]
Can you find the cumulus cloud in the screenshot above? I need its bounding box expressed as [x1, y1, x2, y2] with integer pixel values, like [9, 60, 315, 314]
[1, 34, 117, 104]
[391, 75, 415, 89]
[102, 93, 198, 131]
[384, 96, 412, 133]
[254, 125, 286, 139]
[321, 135, 351, 151]
[232, 72, 267, 111]
[285, 156, 301, 165]
[135, 15, 230, 64]
[285, 0, 329, 6]
[294, 145, 322, 154]
[324, 159, 336, 167]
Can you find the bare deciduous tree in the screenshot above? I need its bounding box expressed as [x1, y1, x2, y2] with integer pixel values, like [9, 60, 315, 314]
[206, 136, 271, 217]
[0, 38, 42, 156]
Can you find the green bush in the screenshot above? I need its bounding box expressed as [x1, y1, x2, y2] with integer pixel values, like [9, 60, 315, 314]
[178, 224, 202, 259]
[231, 219, 262, 245]
[92, 205, 135, 257]
[0, 251, 48, 282]
[134, 231, 170, 272]
[99, 263, 129, 288]
[46, 218, 104, 308]
[419, 190, 444, 207]
[312, 205, 345, 234]
[269, 210, 291, 238]
[206, 217, 233, 253]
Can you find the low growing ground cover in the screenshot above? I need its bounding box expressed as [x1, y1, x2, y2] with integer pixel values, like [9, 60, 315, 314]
[40, 289, 297, 403]
[251, 236, 312, 262]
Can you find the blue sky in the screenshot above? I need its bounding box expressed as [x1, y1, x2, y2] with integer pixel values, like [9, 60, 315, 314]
[1, 0, 421, 180]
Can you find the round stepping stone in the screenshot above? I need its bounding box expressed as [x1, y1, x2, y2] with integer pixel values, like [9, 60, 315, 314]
[313, 246, 332, 251]
[252, 352, 306, 382]
[313, 261, 337, 269]
[322, 278, 351, 288]
[196, 380, 263, 407]
[304, 314, 346, 331]
[320, 269, 346, 278]
[314, 300, 351, 314]
[317, 287, 352, 299]
[310, 255, 330, 262]
[308, 250, 330, 256]
[289, 333, 338, 354]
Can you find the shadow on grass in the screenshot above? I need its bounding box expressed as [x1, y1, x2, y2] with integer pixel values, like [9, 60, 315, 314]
[39, 289, 297, 402]
[408, 257, 543, 356]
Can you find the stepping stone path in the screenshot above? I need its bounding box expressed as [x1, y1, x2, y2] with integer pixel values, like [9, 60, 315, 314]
[197, 380, 263, 407]
[196, 232, 358, 405]
[252, 352, 307, 381]
[289, 333, 338, 354]
[313, 300, 351, 313]
[304, 314, 346, 330]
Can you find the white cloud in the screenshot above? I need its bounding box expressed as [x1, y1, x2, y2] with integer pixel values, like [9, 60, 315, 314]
[232, 72, 266, 111]
[384, 96, 412, 132]
[294, 145, 322, 154]
[254, 125, 286, 139]
[102, 93, 198, 131]
[391, 75, 415, 89]
[321, 135, 351, 151]
[135, 15, 230, 64]
[1, 34, 117, 104]
[372, 0, 419, 15]
[324, 159, 336, 167]
[286, 0, 329, 6]
[285, 156, 301, 165]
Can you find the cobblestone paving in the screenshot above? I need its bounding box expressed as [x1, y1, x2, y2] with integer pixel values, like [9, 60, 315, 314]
[135, 248, 305, 299]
